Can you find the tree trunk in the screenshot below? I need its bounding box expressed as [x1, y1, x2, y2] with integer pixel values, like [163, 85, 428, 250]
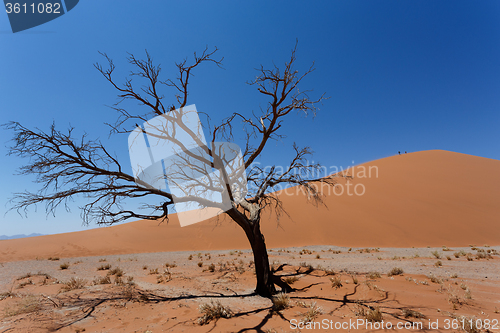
[248, 225, 276, 298]
[226, 207, 276, 298]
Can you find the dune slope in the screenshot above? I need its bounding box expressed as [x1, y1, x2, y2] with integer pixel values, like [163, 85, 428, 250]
[1, 150, 499, 261]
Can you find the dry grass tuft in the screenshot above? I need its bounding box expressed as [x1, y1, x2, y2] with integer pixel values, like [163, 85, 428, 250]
[59, 263, 70, 270]
[428, 274, 442, 284]
[354, 305, 383, 322]
[198, 300, 233, 325]
[367, 271, 381, 279]
[93, 276, 112, 285]
[387, 267, 404, 277]
[61, 277, 86, 292]
[107, 267, 124, 277]
[330, 276, 343, 289]
[301, 302, 322, 323]
[431, 250, 441, 259]
[402, 308, 425, 319]
[97, 264, 112, 271]
[272, 292, 291, 311]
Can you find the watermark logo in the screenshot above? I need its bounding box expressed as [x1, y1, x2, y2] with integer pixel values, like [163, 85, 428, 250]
[4, 0, 79, 33]
[128, 105, 247, 227]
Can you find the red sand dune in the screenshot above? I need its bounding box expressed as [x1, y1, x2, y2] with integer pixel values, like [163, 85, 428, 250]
[1, 150, 499, 262]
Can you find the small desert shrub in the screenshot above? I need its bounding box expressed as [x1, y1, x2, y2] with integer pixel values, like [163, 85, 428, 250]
[93, 276, 112, 285]
[299, 262, 314, 272]
[59, 263, 70, 270]
[434, 260, 442, 267]
[367, 271, 381, 279]
[61, 277, 86, 292]
[301, 302, 322, 323]
[188, 254, 193, 260]
[330, 276, 343, 289]
[97, 264, 112, 271]
[387, 267, 403, 277]
[142, 265, 148, 270]
[402, 308, 425, 319]
[431, 250, 441, 259]
[354, 305, 383, 322]
[165, 262, 177, 268]
[198, 301, 233, 325]
[475, 251, 492, 260]
[283, 276, 299, 284]
[446, 256, 452, 260]
[114, 276, 125, 286]
[108, 267, 124, 277]
[428, 274, 442, 284]
[47, 257, 59, 261]
[197, 262, 203, 268]
[272, 292, 291, 311]
[466, 254, 474, 261]
[442, 246, 452, 251]
[126, 276, 135, 286]
[98, 258, 107, 262]
[207, 263, 215, 272]
[149, 268, 159, 275]
[324, 269, 336, 276]
[351, 275, 359, 284]
[454, 252, 460, 258]
[4, 295, 41, 316]
[450, 273, 458, 278]
[315, 254, 321, 259]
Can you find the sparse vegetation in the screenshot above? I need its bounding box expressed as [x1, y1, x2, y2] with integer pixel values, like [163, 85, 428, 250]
[198, 301, 233, 325]
[434, 260, 442, 267]
[402, 308, 425, 319]
[354, 305, 383, 322]
[431, 250, 441, 259]
[97, 263, 112, 271]
[330, 276, 343, 289]
[301, 302, 322, 323]
[61, 277, 86, 292]
[367, 271, 381, 279]
[272, 292, 291, 311]
[197, 262, 203, 268]
[93, 276, 112, 285]
[108, 267, 124, 277]
[387, 267, 403, 277]
[47, 257, 60, 261]
[428, 274, 442, 284]
[59, 263, 69, 270]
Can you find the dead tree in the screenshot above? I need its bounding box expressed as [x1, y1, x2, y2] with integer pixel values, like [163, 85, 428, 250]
[4, 44, 333, 298]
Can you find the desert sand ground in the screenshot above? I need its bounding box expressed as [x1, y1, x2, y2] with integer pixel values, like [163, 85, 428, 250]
[1, 150, 499, 332]
[0, 245, 499, 332]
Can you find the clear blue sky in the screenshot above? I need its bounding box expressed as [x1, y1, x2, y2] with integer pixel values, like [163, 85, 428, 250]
[1, 1, 499, 236]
